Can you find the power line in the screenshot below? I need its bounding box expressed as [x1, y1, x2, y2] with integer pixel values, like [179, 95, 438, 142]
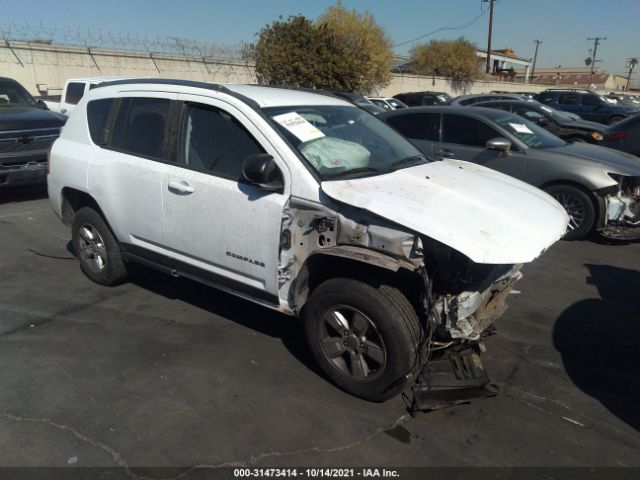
[393, 2, 499, 48]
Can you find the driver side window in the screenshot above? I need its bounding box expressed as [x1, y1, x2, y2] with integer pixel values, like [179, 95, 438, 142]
[178, 103, 264, 180]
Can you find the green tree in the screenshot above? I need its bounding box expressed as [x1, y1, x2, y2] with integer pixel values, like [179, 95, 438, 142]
[253, 4, 392, 92]
[410, 37, 480, 82]
[318, 3, 393, 92]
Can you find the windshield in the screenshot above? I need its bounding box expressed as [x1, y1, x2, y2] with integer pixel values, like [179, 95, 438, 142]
[265, 105, 428, 180]
[494, 113, 567, 149]
[0, 80, 38, 108]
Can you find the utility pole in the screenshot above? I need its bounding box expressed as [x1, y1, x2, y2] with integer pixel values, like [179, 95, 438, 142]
[484, 0, 495, 74]
[626, 57, 638, 91]
[587, 36, 606, 85]
[531, 39, 542, 79]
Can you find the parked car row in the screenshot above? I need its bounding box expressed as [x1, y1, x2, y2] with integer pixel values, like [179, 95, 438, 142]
[3, 74, 639, 406]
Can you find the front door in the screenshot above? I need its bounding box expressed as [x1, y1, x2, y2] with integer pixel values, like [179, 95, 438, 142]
[161, 95, 289, 300]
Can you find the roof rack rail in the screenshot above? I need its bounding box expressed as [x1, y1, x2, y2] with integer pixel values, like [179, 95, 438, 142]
[93, 78, 261, 109]
[542, 88, 593, 93]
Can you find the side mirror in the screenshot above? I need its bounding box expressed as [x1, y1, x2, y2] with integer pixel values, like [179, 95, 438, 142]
[486, 137, 512, 152]
[242, 153, 283, 191]
[37, 99, 49, 110]
[537, 117, 550, 127]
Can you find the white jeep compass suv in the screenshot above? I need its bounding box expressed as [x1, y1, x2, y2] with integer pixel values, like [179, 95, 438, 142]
[48, 79, 568, 404]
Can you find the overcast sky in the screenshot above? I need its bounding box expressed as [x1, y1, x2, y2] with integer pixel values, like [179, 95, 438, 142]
[2, 0, 639, 79]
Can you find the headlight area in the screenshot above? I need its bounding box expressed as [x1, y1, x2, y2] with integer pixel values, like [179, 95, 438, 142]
[433, 263, 523, 341]
[590, 131, 604, 142]
[599, 174, 640, 239]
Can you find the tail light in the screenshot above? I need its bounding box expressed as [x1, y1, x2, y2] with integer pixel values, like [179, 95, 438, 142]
[605, 131, 627, 142]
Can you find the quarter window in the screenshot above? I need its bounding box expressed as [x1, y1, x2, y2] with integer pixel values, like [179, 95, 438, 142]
[387, 113, 440, 141]
[442, 115, 501, 146]
[64, 82, 85, 105]
[111, 97, 172, 160]
[179, 103, 264, 180]
[86, 98, 115, 145]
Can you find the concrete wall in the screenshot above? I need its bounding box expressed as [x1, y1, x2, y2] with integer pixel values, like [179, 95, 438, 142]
[376, 74, 546, 97]
[1, 41, 256, 95]
[2, 41, 548, 97]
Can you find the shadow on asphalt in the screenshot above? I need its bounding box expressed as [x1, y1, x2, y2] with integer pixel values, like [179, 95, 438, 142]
[553, 263, 640, 431]
[126, 263, 322, 377]
[0, 185, 48, 204]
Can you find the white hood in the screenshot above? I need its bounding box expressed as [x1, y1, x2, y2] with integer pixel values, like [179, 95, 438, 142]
[321, 160, 569, 264]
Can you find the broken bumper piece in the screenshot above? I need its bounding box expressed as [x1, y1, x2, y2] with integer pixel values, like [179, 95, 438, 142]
[409, 345, 498, 414]
[436, 265, 523, 341]
[600, 180, 640, 239]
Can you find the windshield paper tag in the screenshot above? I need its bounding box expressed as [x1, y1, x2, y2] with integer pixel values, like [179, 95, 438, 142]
[273, 112, 325, 143]
[509, 122, 534, 134]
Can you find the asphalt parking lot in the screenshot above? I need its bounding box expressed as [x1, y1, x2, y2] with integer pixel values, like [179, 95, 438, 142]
[1, 186, 639, 472]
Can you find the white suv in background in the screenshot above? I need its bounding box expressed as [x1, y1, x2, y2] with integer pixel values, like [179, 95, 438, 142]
[47, 79, 567, 402]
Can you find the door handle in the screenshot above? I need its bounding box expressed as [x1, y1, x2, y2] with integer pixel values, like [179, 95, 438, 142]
[168, 180, 195, 194]
[434, 149, 454, 157]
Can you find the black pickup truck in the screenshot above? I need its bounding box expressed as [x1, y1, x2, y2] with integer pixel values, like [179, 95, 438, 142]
[0, 77, 66, 188]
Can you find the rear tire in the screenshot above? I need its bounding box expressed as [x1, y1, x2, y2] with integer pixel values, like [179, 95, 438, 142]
[302, 277, 421, 402]
[607, 116, 624, 125]
[544, 184, 596, 240]
[72, 207, 127, 286]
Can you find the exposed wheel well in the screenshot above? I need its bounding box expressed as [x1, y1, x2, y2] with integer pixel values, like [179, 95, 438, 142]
[539, 180, 604, 227]
[295, 253, 424, 317]
[60, 188, 105, 227]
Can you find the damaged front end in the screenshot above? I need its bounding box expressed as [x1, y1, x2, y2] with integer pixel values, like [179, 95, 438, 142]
[407, 237, 523, 413]
[599, 174, 640, 240]
[279, 199, 525, 412]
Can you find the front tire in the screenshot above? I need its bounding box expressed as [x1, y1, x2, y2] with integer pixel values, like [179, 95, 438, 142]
[607, 116, 624, 125]
[303, 278, 421, 402]
[72, 207, 127, 286]
[545, 184, 596, 240]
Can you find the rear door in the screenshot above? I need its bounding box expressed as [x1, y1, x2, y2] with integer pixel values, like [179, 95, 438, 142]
[556, 93, 581, 117]
[161, 94, 288, 300]
[87, 93, 178, 260]
[439, 113, 528, 180]
[385, 112, 441, 155]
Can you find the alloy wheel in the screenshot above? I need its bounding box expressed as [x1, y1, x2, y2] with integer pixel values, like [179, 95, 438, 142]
[318, 305, 387, 382]
[552, 192, 586, 232]
[77, 223, 107, 273]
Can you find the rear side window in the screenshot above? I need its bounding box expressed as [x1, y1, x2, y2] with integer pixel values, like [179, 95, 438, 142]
[442, 114, 501, 146]
[387, 113, 440, 141]
[86, 98, 115, 145]
[64, 82, 85, 105]
[178, 103, 264, 180]
[111, 97, 172, 160]
[558, 93, 578, 105]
